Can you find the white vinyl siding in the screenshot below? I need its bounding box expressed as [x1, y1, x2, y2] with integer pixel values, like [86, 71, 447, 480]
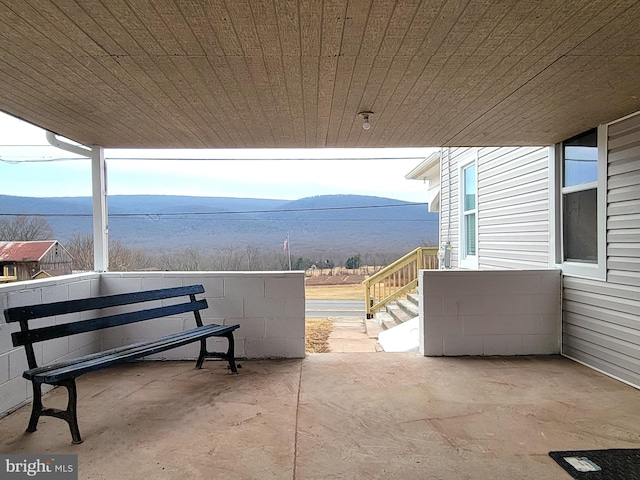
[607, 112, 640, 287]
[478, 146, 550, 269]
[439, 146, 551, 269]
[562, 111, 640, 388]
[563, 277, 640, 388]
[439, 147, 460, 268]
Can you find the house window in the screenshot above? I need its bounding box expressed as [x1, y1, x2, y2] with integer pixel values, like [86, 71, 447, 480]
[551, 126, 606, 279]
[562, 129, 598, 262]
[460, 157, 478, 268]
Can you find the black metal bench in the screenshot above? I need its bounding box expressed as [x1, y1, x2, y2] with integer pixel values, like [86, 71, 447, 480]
[4, 284, 239, 444]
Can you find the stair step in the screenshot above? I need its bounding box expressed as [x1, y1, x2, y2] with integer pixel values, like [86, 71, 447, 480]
[396, 298, 420, 318]
[375, 311, 400, 330]
[407, 293, 420, 307]
[373, 292, 421, 330]
[365, 318, 383, 339]
[387, 305, 411, 326]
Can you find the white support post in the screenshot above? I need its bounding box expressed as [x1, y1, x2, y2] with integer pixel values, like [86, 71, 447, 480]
[45, 131, 106, 271]
[91, 146, 109, 271]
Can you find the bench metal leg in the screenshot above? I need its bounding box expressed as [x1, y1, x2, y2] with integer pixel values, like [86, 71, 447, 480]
[195, 333, 238, 374]
[27, 382, 43, 434]
[196, 338, 207, 370]
[224, 332, 238, 374]
[27, 380, 83, 444]
[61, 380, 83, 444]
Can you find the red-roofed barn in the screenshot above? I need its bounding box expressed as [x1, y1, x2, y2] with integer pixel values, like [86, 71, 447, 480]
[0, 241, 73, 283]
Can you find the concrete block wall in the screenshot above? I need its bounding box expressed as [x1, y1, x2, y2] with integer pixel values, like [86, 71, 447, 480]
[0, 273, 101, 416]
[98, 271, 306, 360]
[419, 269, 561, 356]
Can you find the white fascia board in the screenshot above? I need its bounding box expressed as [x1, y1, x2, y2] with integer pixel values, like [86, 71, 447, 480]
[405, 151, 441, 181]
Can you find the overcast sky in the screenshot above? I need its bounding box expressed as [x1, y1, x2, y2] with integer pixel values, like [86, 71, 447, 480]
[0, 112, 434, 202]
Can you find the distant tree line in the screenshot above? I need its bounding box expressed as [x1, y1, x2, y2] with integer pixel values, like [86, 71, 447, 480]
[0, 216, 408, 273]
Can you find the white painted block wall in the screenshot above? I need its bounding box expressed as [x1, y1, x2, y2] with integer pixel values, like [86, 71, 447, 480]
[98, 271, 306, 360]
[0, 270, 305, 417]
[419, 269, 561, 356]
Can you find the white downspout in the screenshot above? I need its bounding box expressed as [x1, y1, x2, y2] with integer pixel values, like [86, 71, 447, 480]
[45, 132, 109, 271]
[45, 131, 91, 158]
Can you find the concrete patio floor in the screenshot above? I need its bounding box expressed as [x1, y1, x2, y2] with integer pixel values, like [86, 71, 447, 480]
[1, 354, 639, 479]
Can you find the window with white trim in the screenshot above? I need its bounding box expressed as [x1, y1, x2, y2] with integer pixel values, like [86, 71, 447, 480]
[551, 126, 606, 279]
[459, 157, 478, 268]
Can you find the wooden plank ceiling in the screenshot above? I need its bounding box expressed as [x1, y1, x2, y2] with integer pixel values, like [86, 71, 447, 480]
[0, 0, 639, 149]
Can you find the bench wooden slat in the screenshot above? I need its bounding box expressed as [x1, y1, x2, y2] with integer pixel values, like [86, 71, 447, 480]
[25, 323, 239, 384]
[24, 323, 239, 378]
[4, 284, 205, 322]
[11, 299, 208, 346]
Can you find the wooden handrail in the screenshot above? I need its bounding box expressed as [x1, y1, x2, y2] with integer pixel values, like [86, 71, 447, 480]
[362, 246, 439, 318]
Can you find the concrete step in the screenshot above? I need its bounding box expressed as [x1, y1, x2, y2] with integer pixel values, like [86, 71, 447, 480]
[374, 292, 421, 330]
[375, 311, 401, 331]
[387, 304, 412, 326]
[364, 318, 383, 339]
[397, 298, 419, 318]
[407, 293, 420, 307]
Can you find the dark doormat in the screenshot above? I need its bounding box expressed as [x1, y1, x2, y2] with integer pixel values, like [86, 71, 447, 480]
[549, 449, 640, 479]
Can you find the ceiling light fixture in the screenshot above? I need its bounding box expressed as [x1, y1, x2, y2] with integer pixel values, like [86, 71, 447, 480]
[358, 111, 373, 131]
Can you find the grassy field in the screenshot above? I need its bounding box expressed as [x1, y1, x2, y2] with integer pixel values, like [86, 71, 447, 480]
[305, 283, 364, 300]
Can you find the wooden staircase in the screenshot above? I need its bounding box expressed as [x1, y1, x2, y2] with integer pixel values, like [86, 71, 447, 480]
[362, 246, 438, 319]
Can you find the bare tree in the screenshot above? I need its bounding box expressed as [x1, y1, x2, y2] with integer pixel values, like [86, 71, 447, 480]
[109, 239, 153, 271]
[66, 234, 153, 271]
[363, 251, 377, 274]
[65, 234, 94, 271]
[158, 248, 202, 271]
[217, 246, 245, 271]
[244, 245, 261, 270]
[0, 215, 53, 241]
[158, 251, 179, 270]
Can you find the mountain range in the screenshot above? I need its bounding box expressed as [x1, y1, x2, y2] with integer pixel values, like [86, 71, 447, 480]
[0, 194, 439, 257]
